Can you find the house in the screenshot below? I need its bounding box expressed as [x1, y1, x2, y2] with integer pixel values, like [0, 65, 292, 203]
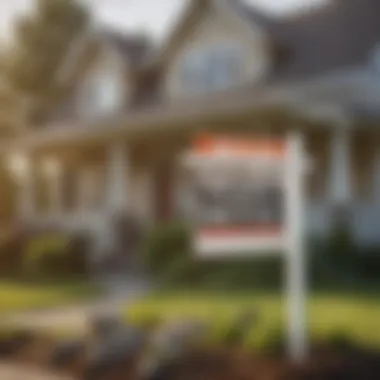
[5, 0, 380, 270]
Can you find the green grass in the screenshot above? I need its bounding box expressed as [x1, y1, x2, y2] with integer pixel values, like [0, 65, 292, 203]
[126, 289, 380, 350]
[0, 279, 101, 314]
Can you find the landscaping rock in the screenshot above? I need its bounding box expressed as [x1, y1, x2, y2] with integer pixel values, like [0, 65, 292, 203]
[84, 327, 146, 380]
[138, 318, 209, 379]
[0, 330, 35, 358]
[149, 318, 209, 355]
[224, 309, 258, 346]
[87, 313, 125, 340]
[48, 339, 86, 369]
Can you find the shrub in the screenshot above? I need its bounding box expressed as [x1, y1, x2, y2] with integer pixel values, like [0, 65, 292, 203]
[196, 258, 283, 290]
[23, 233, 69, 277]
[326, 223, 356, 269]
[141, 221, 286, 289]
[141, 221, 192, 280]
[65, 234, 90, 275]
[0, 226, 30, 276]
[23, 232, 89, 278]
[321, 222, 380, 283]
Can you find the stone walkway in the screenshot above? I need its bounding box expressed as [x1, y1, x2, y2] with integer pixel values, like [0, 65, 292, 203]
[1, 276, 152, 331]
[0, 362, 72, 380]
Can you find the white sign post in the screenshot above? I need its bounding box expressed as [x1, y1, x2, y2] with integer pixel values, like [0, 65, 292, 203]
[285, 131, 308, 361]
[184, 131, 308, 361]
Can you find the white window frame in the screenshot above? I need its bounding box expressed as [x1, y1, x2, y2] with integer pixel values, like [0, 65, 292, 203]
[181, 43, 243, 93]
[81, 68, 123, 118]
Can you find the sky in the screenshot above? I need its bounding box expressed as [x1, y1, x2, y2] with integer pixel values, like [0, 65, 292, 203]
[0, 0, 328, 42]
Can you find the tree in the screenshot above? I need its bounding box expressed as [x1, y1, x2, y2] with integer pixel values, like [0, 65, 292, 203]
[3, 0, 89, 127]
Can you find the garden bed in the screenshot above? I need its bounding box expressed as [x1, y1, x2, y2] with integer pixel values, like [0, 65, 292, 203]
[1, 333, 380, 380]
[126, 290, 380, 350]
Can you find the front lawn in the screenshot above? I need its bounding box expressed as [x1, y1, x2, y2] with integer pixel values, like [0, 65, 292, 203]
[126, 289, 380, 350]
[0, 279, 101, 314]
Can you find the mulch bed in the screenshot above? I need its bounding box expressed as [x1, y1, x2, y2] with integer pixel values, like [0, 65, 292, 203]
[1, 333, 380, 380]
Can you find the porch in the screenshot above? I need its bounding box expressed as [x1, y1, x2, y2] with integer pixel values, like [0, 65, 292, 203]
[8, 113, 380, 265]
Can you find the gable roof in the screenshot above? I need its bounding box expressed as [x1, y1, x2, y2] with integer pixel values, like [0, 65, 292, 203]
[156, 0, 272, 65]
[155, 0, 380, 80]
[266, 0, 380, 80]
[46, 0, 380, 125]
[97, 29, 153, 68]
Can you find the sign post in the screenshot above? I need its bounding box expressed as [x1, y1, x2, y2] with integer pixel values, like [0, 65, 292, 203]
[183, 131, 308, 361]
[285, 131, 307, 361]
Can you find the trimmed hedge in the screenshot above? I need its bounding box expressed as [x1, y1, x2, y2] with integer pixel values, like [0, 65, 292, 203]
[141, 221, 193, 282]
[141, 221, 380, 290]
[141, 221, 284, 289]
[0, 227, 89, 279]
[125, 296, 369, 353]
[24, 233, 69, 276]
[23, 232, 89, 278]
[0, 226, 29, 276]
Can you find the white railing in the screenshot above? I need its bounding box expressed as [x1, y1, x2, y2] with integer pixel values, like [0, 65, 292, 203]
[351, 202, 380, 246]
[28, 200, 380, 249]
[31, 211, 107, 234]
[307, 200, 380, 246]
[305, 201, 332, 239]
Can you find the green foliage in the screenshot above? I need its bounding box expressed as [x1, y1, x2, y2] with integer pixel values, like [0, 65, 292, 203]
[141, 222, 284, 289]
[196, 259, 282, 290]
[65, 234, 89, 275]
[313, 223, 380, 284]
[0, 280, 100, 313]
[142, 220, 380, 290]
[24, 233, 69, 276]
[354, 253, 380, 279]
[326, 330, 356, 352]
[126, 290, 380, 351]
[4, 0, 89, 126]
[141, 221, 193, 281]
[0, 228, 28, 275]
[326, 223, 356, 269]
[22, 232, 89, 278]
[0, 162, 17, 223]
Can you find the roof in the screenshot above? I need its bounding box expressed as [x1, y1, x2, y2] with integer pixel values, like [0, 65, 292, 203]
[247, 0, 380, 80]
[46, 0, 380, 125]
[153, 0, 380, 84]
[97, 28, 153, 67]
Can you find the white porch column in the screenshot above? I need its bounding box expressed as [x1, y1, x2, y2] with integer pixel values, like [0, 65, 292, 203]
[328, 127, 352, 205]
[8, 151, 35, 221]
[77, 167, 96, 212]
[42, 158, 63, 216]
[106, 142, 129, 213]
[19, 163, 35, 221]
[133, 166, 153, 223]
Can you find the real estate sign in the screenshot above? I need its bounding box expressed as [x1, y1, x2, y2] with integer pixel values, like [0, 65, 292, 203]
[188, 134, 286, 256]
[182, 132, 307, 361]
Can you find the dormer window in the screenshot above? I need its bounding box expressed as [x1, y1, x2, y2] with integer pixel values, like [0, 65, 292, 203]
[81, 67, 124, 118]
[181, 43, 242, 93]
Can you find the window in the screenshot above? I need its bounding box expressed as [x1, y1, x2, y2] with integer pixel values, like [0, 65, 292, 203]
[370, 44, 380, 73]
[97, 73, 122, 111]
[181, 44, 242, 92]
[82, 69, 123, 117]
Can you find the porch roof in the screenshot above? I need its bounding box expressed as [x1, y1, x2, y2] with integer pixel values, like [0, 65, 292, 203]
[3, 65, 380, 153]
